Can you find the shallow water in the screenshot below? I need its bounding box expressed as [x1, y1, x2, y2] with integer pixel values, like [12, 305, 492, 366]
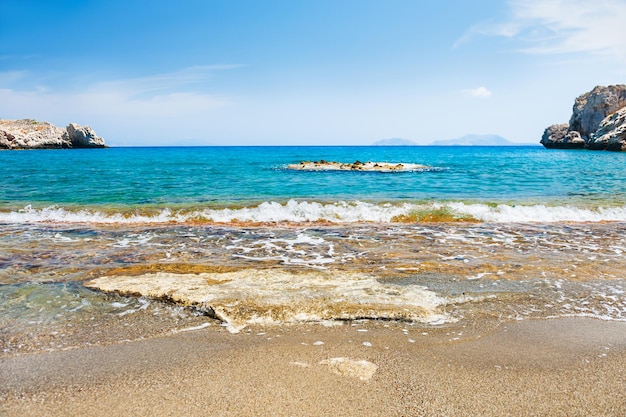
[2, 221, 624, 354]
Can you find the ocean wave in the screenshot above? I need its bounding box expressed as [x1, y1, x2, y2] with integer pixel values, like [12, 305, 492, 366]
[2, 201, 626, 224]
[447, 202, 626, 223]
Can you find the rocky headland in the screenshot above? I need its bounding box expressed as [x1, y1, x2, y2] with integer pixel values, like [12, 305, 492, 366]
[0, 119, 105, 149]
[541, 85, 626, 151]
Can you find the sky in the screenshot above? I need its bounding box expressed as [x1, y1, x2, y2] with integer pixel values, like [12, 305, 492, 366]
[1, 0, 626, 146]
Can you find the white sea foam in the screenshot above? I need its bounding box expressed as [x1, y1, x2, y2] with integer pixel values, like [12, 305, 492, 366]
[2, 200, 626, 224]
[447, 202, 626, 223]
[171, 322, 212, 333]
[225, 232, 340, 268]
[200, 200, 413, 223]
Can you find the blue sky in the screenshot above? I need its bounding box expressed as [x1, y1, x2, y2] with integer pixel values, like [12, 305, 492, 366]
[1, 0, 625, 146]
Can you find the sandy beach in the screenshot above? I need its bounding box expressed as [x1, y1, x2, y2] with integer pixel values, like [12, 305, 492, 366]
[2, 317, 624, 416]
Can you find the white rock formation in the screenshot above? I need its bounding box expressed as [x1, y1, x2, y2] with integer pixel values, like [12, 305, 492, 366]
[0, 119, 105, 149]
[66, 123, 106, 148]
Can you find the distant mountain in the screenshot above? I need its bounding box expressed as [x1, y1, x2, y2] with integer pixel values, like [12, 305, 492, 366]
[372, 137, 418, 146]
[429, 134, 533, 146]
[373, 134, 539, 147]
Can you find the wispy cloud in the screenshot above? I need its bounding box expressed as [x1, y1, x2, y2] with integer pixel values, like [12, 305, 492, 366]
[453, 22, 521, 49]
[89, 65, 245, 97]
[456, 0, 626, 62]
[0, 65, 243, 143]
[0, 70, 29, 84]
[464, 86, 493, 99]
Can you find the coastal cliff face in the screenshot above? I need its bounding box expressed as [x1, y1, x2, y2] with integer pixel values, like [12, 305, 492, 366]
[0, 119, 105, 149]
[588, 107, 626, 151]
[541, 85, 626, 151]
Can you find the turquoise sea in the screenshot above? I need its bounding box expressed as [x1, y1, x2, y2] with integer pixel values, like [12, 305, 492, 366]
[1, 146, 625, 353]
[1, 146, 626, 217]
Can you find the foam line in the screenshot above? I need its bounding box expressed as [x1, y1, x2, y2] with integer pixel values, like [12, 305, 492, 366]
[2, 201, 626, 224]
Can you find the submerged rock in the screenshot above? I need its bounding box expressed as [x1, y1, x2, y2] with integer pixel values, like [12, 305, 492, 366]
[85, 269, 450, 333]
[541, 85, 626, 151]
[0, 119, 105, 149]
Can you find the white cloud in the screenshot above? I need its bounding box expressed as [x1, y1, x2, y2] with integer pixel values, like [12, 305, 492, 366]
[457, 0, 626, 62]
[465, 86, 493, 98]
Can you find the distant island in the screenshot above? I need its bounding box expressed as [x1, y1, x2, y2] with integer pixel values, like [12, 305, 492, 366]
[429, 134, 523, 146]
[372, 137, 418, 146]
[0, 119, 106, 150]
[373, 134, 536, 147]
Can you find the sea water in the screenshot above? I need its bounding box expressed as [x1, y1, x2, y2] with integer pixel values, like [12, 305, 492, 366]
[1, 146, 625, 352]
[0, 145, 624, 207]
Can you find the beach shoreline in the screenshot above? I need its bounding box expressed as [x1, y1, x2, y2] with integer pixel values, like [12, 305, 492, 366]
[2, 146, 626, 416]
[2, 317, 625, 416]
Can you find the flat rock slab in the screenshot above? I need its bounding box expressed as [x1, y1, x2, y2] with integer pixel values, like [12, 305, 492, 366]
[85, 269, 450, 333]
[287, 160, 429, 172]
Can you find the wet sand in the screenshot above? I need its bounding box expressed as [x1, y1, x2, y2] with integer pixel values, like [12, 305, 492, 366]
[1, 317, 625, 417]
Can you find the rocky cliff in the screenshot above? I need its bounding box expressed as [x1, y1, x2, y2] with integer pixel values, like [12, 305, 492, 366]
[541, 85, 626, 151]
[0, 119, 106, 149]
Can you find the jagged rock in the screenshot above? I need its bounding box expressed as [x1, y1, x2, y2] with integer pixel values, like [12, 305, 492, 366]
[589, 107, 626, 151]
[541, 85, 626, 151]
[0, 119, 105, 149]
[563, 131, 586, 148]
[66, 123, 105, 148]
[540, 123, 586, 149]
[541, 123, 568, 145]
[569, 85, 626, 142]
[0, 119, 68, 149]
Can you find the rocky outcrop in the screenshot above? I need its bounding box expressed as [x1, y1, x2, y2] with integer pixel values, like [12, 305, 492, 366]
[540, 123, 586, 149]
[569, 85, 626, 142]
[66, 123, 106, 148]
[589, 107, 626, 151]
[541, 85, 626, 151]
[0, 119, 105, 150]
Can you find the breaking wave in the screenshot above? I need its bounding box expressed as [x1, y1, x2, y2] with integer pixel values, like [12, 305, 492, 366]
[2, 200, 626, 224]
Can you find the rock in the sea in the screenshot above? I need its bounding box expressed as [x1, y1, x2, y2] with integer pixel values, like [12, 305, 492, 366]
[0, 119, 105, 150]
[287, 160, 429, 172]
[540, 123, 586, 149]
[65, 123, 106, 148]
[569, 85, 626, 142]
[0, 119, 68, 149]
[588, 107, 626, 151]
[541, 84, 626, 151]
